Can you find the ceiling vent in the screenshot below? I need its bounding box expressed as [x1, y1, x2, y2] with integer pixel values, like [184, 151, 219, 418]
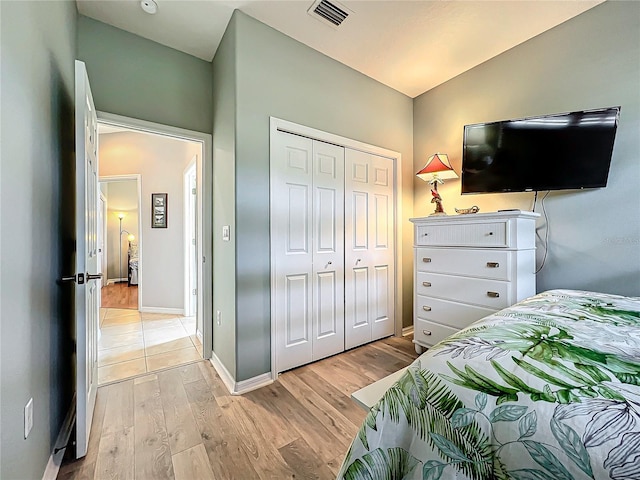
[307, 0, 352, 28]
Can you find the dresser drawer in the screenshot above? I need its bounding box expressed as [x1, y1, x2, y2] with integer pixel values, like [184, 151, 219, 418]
[416, 221, 507, 247]
[417, 272, 510, 309]
[416, 247, 511, 280]
[415, 295, 495, 330]
[414, 319, 459, 347]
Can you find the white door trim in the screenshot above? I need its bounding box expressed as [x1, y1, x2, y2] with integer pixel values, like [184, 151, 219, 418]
[269, 117, 404, 381]
[183, 158, 197, 318]
[99, 174, 143, 307]
[97, 111, 213, 360]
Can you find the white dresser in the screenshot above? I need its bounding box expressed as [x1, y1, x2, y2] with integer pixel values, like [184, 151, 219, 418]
[410, 211, 539, 354]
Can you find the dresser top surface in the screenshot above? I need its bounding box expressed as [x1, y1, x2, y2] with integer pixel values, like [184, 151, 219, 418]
[410, 210, 540, 224]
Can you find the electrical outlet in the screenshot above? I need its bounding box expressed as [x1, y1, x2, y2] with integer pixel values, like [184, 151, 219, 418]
[216, 310, 221, 326]
[24, 398, 33, 439]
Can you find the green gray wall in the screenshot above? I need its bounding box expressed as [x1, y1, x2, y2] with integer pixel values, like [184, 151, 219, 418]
[77, 15, 212, 133]
[229, 11, 414, 381]
[211, 16, 238, 377]
[0, 1, 77, 478]
[413, 1, 640, 297]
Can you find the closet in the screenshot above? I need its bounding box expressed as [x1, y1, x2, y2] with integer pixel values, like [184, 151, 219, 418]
[272, 130, 395, 374]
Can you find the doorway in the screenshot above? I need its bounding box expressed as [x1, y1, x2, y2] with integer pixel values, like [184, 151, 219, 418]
[99, 176, 141, 311]
[94, 116, 212, 385]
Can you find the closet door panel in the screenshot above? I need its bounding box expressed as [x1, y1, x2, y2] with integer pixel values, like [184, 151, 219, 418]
[312, 140, 345, 361]
[273, 132, 314, 372]
[370, 154, 395, 340]
[346, 150, 396, 348]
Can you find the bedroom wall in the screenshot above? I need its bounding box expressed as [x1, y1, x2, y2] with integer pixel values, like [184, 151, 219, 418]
[77, 15, 213, 134]
[99, 131, 200, 313]
[413, 1, 640, 297]
[211, 16, 238, 377]
[0, 1, 77, 478]
[231, 11, 414, 381]
[101, 180, 139, 281]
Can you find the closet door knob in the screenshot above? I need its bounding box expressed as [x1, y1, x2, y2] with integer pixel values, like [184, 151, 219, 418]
[486, 262, 499, 268]
[487, 291, 500, 298]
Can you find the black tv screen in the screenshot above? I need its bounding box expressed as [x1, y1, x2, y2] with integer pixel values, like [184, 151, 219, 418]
[461, 106, 620, 194]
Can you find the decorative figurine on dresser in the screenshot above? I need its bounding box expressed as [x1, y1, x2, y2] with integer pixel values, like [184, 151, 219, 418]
[410, 210, 540, 354]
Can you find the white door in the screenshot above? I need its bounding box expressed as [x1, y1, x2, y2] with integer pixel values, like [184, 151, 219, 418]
[98, 192, 107, 300]
[311, 141, 345, 361]
[272, 133, 346, 372]
[273, 132, 314, 371]
[74, 60, 100, 459]
[345, 149, 395, 349]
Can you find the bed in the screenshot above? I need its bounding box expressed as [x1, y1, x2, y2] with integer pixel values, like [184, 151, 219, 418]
[127, 241, 138, 286]
[339, 289, 640, 480]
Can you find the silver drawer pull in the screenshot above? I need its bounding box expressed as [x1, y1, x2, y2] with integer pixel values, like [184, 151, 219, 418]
[486, 262, 500, 268]
[487, 291, 500, 298]
[422, 305, 432, 312]
[422, 257, 432, 263]
[423, 330, 432, 336]
[422, 281, 432, 287]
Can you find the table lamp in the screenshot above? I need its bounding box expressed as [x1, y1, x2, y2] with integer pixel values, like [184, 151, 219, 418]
[416, 153, 458, 215]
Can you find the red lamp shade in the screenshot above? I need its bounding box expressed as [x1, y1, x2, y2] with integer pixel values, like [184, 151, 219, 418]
[416, 153, 458, 182]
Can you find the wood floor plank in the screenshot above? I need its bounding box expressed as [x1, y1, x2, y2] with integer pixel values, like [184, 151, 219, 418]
[308, 357, 372, 396]
[238, 388, 301, 449]
[94, 429, 135, 480]
[172, 444, 215, 480]
[197, 361, 232, 406]
[278, 371, 359, 443]
[295, 367, 367, 427]
[369, 338, 419, 363]
[382, 334, 417, 356]
[279, 437, 337, 480]
[177, 361, 204, 385]
[101, 379, 134, 437]
[133, 375, 174, 480]
[222, 398, 297, 479]
[258, 381, 346, 463]
[157, 369, 202, 455]
[184, 377, 260, 480]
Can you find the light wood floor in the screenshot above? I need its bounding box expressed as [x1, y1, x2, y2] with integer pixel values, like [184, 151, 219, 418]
[58, 335, 418, 480]
[101, 283, 138, 310]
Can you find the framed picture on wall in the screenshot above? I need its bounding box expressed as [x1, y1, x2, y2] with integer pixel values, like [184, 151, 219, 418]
[151, 193, 167, 228]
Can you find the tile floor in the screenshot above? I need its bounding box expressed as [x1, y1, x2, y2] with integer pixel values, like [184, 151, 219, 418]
[98, 308, 203, 385]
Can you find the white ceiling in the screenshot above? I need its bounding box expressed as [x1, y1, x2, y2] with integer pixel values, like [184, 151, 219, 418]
[77, 0, 603, 98]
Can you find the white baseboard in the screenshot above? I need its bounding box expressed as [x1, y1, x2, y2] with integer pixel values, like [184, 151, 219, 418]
[42, 394, 75, 480]
[209, 351, 273, 395]
[106, 278, 127, 285]
[196, 329, 203, 341]
[402, 326, 414, 337]
[139, 306, 184, 315]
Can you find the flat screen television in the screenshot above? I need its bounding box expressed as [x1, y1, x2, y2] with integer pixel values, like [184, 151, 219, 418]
[461, 106, 620, 194]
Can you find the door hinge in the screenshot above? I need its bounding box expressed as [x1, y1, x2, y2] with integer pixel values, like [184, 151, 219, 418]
[192, 188, 196, 195]
[192, 238, 196, 245]
[192, 289, 197, 295]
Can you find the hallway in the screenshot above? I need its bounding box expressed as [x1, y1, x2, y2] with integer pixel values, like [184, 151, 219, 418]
[98, 308, 203, 385]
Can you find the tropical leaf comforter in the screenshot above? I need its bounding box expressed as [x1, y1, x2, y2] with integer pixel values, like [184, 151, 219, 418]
[338, 289, 640, 480]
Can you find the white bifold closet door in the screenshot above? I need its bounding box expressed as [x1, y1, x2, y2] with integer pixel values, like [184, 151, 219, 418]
[345, 149, 395, 349]
[272, 131, 345, 372]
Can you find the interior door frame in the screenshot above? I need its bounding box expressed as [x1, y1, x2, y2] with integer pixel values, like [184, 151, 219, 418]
[269, 117, 404, 380]
[97, 111, 213, 360]
[99, 175, 142, 305]
[183, 158, 197, 318]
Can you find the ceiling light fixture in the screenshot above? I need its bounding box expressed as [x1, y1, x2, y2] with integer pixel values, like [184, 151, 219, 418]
[140, 0, 158, 15]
